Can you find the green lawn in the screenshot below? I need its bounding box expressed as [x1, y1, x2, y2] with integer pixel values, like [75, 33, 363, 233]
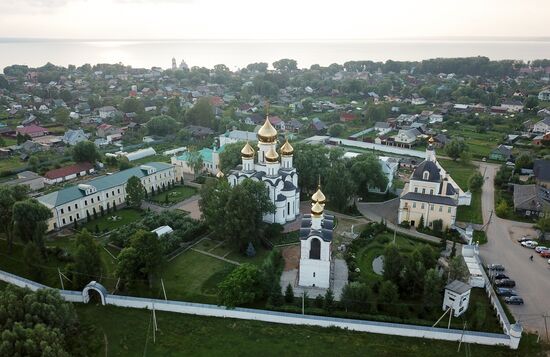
[444, 124, 504, 159]
[75, 304, 545, 357]
[82, 208, 144, 234]
[439, 159, 483, 224]
[0, 156, 27, 173]
[149, 185, 197, 205]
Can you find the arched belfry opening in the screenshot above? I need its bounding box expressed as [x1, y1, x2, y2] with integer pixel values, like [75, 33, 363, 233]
[309, 238, 321, 260]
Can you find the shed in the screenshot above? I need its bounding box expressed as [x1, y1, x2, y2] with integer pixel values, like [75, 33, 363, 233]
[151, 225, 173, 237]
[443, 280, 471, 317]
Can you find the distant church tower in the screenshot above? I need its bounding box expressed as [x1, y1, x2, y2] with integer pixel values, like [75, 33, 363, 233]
[171, 58, 177, 70]
[298, 184, 334, 288]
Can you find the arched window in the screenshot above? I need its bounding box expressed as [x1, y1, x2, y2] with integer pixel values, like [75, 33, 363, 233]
[309, 238, 321, 259]
[423, 171, 429, 180]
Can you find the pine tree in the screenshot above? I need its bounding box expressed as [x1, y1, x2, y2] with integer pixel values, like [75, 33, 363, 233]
[284, 283, 294, 303]
[418, 215, 425, 229]
[268, 284, 284, 307]
[324, 289, 335, 313]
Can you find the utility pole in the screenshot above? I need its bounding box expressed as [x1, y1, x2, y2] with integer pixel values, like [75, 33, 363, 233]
[302, 292, 305, 315]
[161, 278, 167, 301]
[543, 313, 549, 341]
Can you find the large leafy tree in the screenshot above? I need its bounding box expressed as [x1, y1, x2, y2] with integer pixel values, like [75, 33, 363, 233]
[382, 244, 403, 285]
[186, 148, 204, 179]
[125, 175, 145, 207]
[0, 185, 29, 253]
[66, 229, 102, 289]
[199, 179, 232, 239]
[120, 97, 145, 114]
[13, 199, 52, 253]
[423, 268, 443, 312]
[184, 97, 216, 128]
[146, 115, 179, 136]
[272, 58, 298, 72]
[116, 230, 163, 288]
[217, 263, 264, 307]
[350, 154, 388, 198]
[72, 140, 100, 163]
[219, 142, 243, 173]
[445, 138, 467, 161]
[292, 143, 331, 194]
[324, 160, 356, 211]
[0, 285, 88, 356]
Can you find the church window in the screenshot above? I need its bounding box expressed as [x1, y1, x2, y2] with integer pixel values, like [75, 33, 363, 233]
[423, 171, 429, 180]
[414, 187, 418, 193]
[422, 188, 425, 194]
[62, 218, 66, 225]
[313, 272, 316, 277]
[287, 202, 290, 216]
[61, 208, 64, 214]
[309, 238, 321, 260]
[430, 189, 434, 195]
[448, 207, 452, 213]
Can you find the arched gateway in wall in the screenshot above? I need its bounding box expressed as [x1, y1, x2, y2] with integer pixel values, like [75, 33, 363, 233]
[82, 281, 108, 305]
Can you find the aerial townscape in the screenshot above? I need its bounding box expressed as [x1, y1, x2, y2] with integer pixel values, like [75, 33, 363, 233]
[2, 2, 550, 357]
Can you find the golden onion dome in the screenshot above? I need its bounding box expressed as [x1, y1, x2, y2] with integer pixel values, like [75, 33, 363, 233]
[257, 116, 278, 143]
[265, 146, 279, 163]
[311, 202, 324, 216]
[280, 139, 294, 156]
[428, 136, 435, 144]
[216, 170, 225, 179]
[241, 141, 255, 158]
[311, 185, 326, 205]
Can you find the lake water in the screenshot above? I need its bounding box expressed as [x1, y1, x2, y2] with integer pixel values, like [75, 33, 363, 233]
[1, 38, 550, 70]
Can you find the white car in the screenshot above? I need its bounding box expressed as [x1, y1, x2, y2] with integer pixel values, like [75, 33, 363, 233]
[521, 241, 539, 248]
[535, 246, 549, 253]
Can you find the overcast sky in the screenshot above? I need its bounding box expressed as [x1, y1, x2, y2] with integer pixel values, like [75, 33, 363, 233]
[1, 0, 549, 40]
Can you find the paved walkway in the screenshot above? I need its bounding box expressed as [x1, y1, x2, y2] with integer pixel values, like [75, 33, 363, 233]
[141, 194, 202, 220]
[477, 163, 548, 336]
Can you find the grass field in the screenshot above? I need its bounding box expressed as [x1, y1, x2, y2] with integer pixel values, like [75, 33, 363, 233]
[149, 185, 197, 205]
[75, 304, 545, 357]
[82, 208, 144, 233]
[439, 159, 483, 224]
[444, 124, 504, 159]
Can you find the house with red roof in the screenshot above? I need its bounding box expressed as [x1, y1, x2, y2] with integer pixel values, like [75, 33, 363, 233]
[209, 96, 224, 107]
[340, 113, 357, 122]
[16, 124, 49, 138]
[44, 162, 95, 185]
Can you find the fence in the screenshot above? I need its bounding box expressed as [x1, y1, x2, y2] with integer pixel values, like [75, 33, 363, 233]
[0, 269, 522, 349]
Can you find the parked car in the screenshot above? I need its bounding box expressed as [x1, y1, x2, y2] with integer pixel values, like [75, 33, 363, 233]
[540, 251, 550, 258]
[488, 264, 505, 271]
[521, 241, 539, 248]
[496, 288, 518, 297]
[535, 246, 548, 253]
[491, 273, 509, 280]
[495, 279, 516, 288]
[518, 236, 533, 243]
[504, 296, 524, 305]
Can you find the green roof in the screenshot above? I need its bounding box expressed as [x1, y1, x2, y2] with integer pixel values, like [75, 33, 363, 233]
[176, 145, 225, 164]
[38, 162, 173, 208]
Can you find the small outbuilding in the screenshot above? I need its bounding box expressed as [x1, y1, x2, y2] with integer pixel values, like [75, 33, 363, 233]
[443, 280, 471, 317]
[151, 225, 173, 237]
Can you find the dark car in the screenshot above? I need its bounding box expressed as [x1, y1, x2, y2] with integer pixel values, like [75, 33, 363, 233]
[495, 279, 516, 288]
[488, 264, 505, 271]
[504, 296, 524, 305]
[496, 287, 517, 297]
[491, 273, 509, 280]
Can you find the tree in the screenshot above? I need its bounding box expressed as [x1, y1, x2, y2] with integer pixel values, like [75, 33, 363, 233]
[66, 229, 102, 289]
[495, 200, 510, 218]
[187, 148, 204, 179]
[246, 62, 268, 72]
[323, 288, 335, 313]
[445, 139, 467, 161]
[468, 172, 484, 192]
[323, 160, 356, 212]
[0, 185, 28, 253]
[0, 286, 86, 356]
[515, 152, 533, 171]
[448, 256, 469, 282]
[423, 268, 443, 311]
[116, 230, 163, 288]
[378, 281, 399, 310]
[125, 176, 145, 208]
[350, 154, 388, 197]
[199, 179, 232, 239]
[383, 244, 403, 285]
[53, 107, 70, 125]
[328, 124, 344, 137]
[146, 115, 179, 136]
[272, 58, 298, 72]
[341, 282, 370, 312]
[524, 95, 539, 111]
[292, 143, 331, 194]
[120, 97, 145, 114]
[13, 198, 52, 253]
[219, 142, 243, 173]
[72, 140, 100, 163]
[28, 155, 39, 172]
[218, 263, 264, 307]
[184, 97, 215, 128]
[284, 283, 294, 303]
[268, 282, 284, 307]
[418, 215, 425, 229]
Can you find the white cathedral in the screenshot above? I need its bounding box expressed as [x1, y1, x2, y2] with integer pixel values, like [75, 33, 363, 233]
[227, 116, 300, 224]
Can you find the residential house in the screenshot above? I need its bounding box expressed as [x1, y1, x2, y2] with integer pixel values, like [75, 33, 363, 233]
[98, 106, 117, 119]
[534, 160, 550, 187]
[62, 129, 89, 146]
[533, 118, 550, 133]
[37, 162, 178, 230]
[96, 124, 123, 138]
[218, 130, 257, 146]
[374, 122, 391, 133]
[489, 145, 513, 162]
[433, 133, 450, 148]
[538, 89, 550, 101]
[340, 113, 357, 122]
[411, 97, 427, 105]
[310, 118, 327, 134]
[268, 116, 285, 131]
[4, 171, 45, 191]
[501, 100, 524, 113]
[429, 114, 444, 124]
[44, 162, 95, 185]
[287, 119, 304, 132]
[393, 128, 420, 148]
[184, 125, 215, 139]
[513, 184, 550, 217]
[16, 124, 49, 138]
[533, 132, 550, 146]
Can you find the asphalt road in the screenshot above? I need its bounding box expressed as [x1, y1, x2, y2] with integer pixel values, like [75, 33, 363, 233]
[478, 163, 550, 337]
